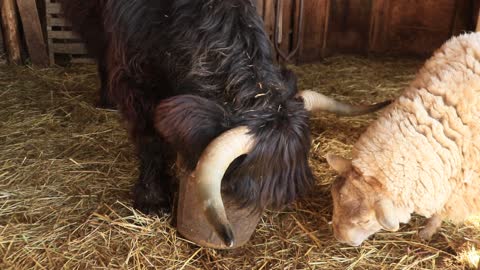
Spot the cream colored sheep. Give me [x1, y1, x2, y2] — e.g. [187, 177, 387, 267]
[326, 32, 480, 247]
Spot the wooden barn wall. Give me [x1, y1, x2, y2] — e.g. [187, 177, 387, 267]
[258, 0, 476, 64]
[0, 0, 478, 65]
[369, 0, 474, 55]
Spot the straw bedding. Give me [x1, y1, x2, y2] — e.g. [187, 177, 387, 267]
[0, 55, 479, 269]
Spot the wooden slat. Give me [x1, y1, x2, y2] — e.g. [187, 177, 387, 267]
[47, 30, 81, 39]
[476, 6, 480, 31]
[48, 17, 71, 27]
[71, 57, 95, 64]
[450, 0, 473, 35]
[0, 0, 22, 64]
[45, 1, 94, 65]
[388, 0, 456, 55]
[51, 43, 88, 54]
[0, 23, 6, 64]
[17, 0, 50, 66]
[278, 0, 294, 63]
[46, 3, 62, 14]
[327, 0, 372, 54]
[369, 0, 390, 53]
[256, 0, 264, 18]
[263, 0, 276, 59]
[296, 0, 329, 63]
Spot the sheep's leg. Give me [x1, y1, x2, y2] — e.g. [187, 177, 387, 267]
[419, 214, 442, 240]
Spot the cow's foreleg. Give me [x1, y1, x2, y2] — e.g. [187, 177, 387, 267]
[96, 56, 116, 109]
[132, 135, 175, 215]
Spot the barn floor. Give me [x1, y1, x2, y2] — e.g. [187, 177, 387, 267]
[0, 55, 479, 269]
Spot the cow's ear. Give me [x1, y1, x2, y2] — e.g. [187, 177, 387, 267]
[326, 153, 352, 174]
[154, 95, 230, 169]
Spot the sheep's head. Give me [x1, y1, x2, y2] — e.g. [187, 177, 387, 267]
[326, 154, 400, 246]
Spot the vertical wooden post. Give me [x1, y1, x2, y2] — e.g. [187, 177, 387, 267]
[369, 0, 390, 53]
[256, 0, 264, 18]
[476, 6, 480, 31]
[295, 0, 329, 63]
[278, 0, 294, 62]
[321, 0, 330, 57]
[263, 0, 277, 59]
[0, 22, 6, 64]
[0, 0, 22, 64]
[17, 0, 50, 66]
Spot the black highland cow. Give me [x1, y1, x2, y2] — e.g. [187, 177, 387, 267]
[60, 0, 389, 247]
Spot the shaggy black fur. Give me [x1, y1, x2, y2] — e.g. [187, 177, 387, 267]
[60, 0, 314, 213]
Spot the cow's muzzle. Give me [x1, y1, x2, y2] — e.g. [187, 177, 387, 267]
[176, 126, 261, 249]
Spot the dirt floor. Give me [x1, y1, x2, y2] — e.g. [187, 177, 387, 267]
[0, 55, 479, 269]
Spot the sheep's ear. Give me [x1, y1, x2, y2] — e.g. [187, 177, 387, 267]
[326, 153, 352, 174]
[374, 198, 399, 231]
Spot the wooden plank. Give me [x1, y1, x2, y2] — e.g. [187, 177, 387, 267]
[256, 0, 264, 18]
[47, 30, 81, 39]
[291, 0, 302, 64]
[46, 3, 61, 14]
[48, 17, 71, 27]
[0, 0, 22, 64]
[369, 0, 390, 53]
[17, 0, 50, 66]
[278, 0, 294, 63]
[327, 0, 372, 54]
[450, 0, 474, 35]
[476, 5, 480, 31]
[263, 0, 276, 59]
[0, 23, 6, 64]
[296, 0, 329, 63]
[387, 0, 456, 55]
[475, 0, 480, 31]
[51, 43, 88, 54]
[71, 57, 95, 64]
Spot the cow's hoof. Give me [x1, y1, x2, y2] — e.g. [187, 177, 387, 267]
[133, 181, 172, 215]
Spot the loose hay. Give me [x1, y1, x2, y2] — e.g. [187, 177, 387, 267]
[0, 55, 479, 269]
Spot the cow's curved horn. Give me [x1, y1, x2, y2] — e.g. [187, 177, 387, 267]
[298, 90, 391, 116]
[194, 126, 255, 247]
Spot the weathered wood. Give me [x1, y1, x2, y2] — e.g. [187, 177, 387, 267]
[327, 0, 372, 54]
[388, 0, 456, 55]
[256, 0, 264, 18]
[17, 0, 50, 66]
[278, 0, 294, 63]
[45, 0, 94, 65]
[51, 43, 88, 54]
[450, 0, 474, 35]
[48, 17, 71, 27]
[476, 5, 480, 31]
[369, 0, 390, 53]
[0, 0, 22, 64]
[369, 0, 464, 56]
[47, 30, 81, 40]
[0, 23, 6, 64]
[263, 0, 276, 59]
[46, 2, 61, 14]
[296, 0, 329, 63]
[71, 57, 95, 64]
